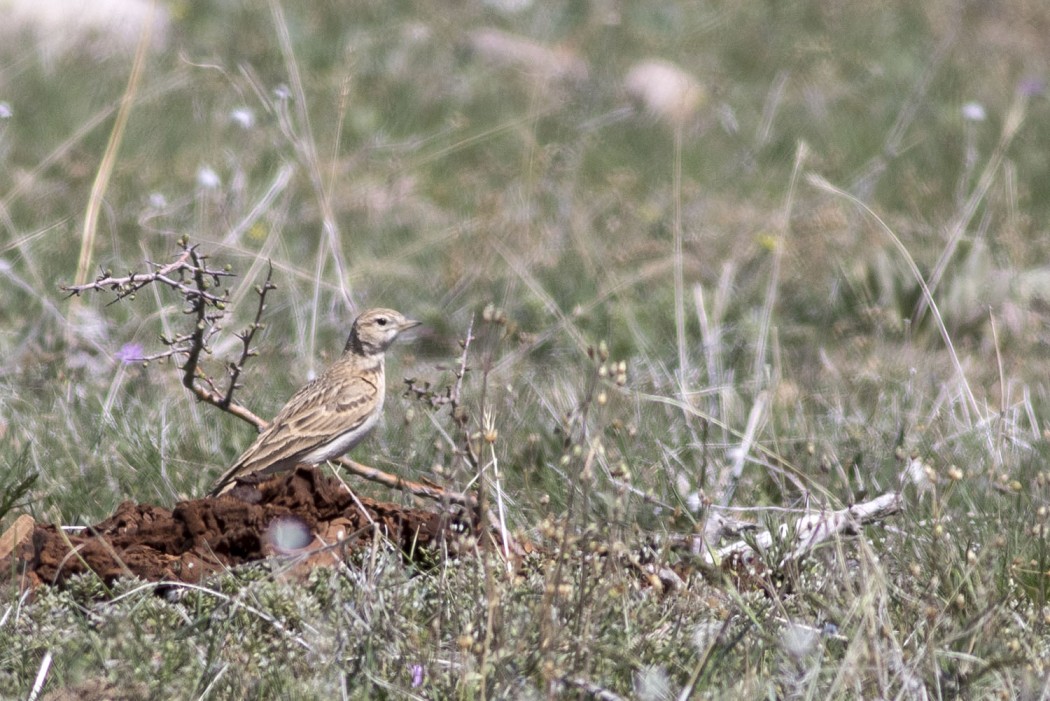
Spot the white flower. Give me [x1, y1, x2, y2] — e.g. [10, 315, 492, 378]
[230, 107, 255, 129]
[625, 59, 706, 127]
[961, 101, 986, 122]
[0, 101, 12, 119]
[196, 166, 221, 190]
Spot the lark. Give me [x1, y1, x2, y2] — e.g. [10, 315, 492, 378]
[210, 308, 420, 496]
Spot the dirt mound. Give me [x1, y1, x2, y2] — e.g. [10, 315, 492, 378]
[1, 467, 474, 589]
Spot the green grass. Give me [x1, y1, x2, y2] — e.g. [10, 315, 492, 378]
[3, 0, 1050, 697]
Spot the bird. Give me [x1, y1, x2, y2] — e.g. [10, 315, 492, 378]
[209, 308, 420, 496]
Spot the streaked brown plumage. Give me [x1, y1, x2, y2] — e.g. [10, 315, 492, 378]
[210, 308, 419, 496]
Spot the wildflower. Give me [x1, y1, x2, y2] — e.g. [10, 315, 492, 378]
[410, 664, 424, 688]
[230, 107, 255, 129]
[625, 59, 706, 128]
[115, 343, 145, 364]
[196, 166, 221, 190]
[1019, 77, 1046, 98]
[961, 101, 986, 122]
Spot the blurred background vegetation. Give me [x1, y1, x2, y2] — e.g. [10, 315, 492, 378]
[2, 0, 1050, 697]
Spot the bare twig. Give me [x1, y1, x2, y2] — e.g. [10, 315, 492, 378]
[62, 240, 262, 426]
[401, 317, 487, 511]
[224, 261, 275, 407]
[62, 246, 233, 306]
[178, 247, 215, 391]
[334, 456, 474, 507]
[451, 316, 475, 410]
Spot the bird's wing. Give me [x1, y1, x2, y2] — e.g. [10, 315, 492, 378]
[209, 370, 379, 495]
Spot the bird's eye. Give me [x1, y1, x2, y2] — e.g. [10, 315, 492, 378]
[376, 317, 388, 327]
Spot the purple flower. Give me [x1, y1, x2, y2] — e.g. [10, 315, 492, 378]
[1019, 77, 1046, 98]
[410, 664, 424, 688]
[115, 343, 145, 364]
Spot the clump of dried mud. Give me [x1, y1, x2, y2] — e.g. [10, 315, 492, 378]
[1, 467, 474, 589]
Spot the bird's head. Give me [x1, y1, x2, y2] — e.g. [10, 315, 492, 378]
[346, 308, 420, 355]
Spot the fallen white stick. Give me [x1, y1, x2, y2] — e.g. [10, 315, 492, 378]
[26, 650, 52, 701]
[706, 491, 902, 567]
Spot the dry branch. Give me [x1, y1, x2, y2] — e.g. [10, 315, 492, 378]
[681, 491, 902, 569]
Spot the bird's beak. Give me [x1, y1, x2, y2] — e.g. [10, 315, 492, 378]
[400, 319, 422, 332]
